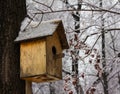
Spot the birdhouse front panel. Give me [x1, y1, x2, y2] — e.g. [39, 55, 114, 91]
[20, 39, 46, 78]
[46, 31, 62, 79]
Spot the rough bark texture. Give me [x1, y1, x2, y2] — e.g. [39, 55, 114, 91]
[0, 0, 26, 94]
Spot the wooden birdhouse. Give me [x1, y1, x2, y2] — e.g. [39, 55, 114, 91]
[15, 19, 69, 83]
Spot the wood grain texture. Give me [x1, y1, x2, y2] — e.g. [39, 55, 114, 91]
[46, 31, 62, 79]
[26, 81, 32, 94]
[20, 39, 46, 77]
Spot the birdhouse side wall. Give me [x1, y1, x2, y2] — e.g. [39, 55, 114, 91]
[20, 39, 46, 78]
[46, 31, 62, 79]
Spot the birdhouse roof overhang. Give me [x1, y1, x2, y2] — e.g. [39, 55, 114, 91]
[15, 19, 69, 49]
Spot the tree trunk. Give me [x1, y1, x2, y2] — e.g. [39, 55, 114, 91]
[71, 2, 84, 94]
[99, 0, 108, 94]
[0, 0, 26, 94]
[101, 24, 109, 94]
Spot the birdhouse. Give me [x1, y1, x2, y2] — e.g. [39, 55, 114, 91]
[15, 19, 69, 83]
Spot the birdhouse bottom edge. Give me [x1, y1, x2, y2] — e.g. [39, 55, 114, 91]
[21, 74, 62, 83]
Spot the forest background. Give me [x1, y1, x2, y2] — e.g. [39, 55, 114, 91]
[0, 0, 120, 94]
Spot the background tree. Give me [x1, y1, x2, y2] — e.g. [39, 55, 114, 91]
[0, 0, 26, 94]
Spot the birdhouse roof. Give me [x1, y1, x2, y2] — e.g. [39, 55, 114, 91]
[15, 19, 69, 49]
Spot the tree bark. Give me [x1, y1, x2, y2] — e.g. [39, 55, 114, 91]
[0, 0, 26, 94]
[99, 0, 108, 94]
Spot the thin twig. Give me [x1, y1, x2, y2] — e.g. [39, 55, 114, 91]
[22, 14, 37, 31]
[89, 1, 119, 22]
[108, 70, 120, 82]
[82, 34, 101, 59]
[50, 0, 55, 7]
[32, 0, 53, 12]
[34, 8, 44, 27]
[83, 1, 120, 15]
[83, 32, 100, 43]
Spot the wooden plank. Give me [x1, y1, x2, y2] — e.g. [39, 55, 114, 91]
[22, 74, 61, 83]
[20, 39, 46, 77]
[26, 81, 32, 94]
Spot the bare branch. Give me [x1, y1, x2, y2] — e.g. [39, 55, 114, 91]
[86, 78, 103, 93]
[88, 1, 119, 22]
[50, 0, 55, 7]
[83, 1, 120, 15]
[104, 19, 120, 28]
[83, 32, 100, 43]
[22, 14, 37, 31]
[34, 9, 120, 15]
[82, 35, 101, 59]
[62, 69, 71, 75]
[32, 0, 53, 12]
[105, 28, 120, 31]
[34, 8, 44, 27]
[109, 31, 117, 55]
[108, 70, 120, 82]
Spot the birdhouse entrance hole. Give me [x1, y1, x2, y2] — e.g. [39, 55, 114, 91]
[52, 46, 57, 55]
